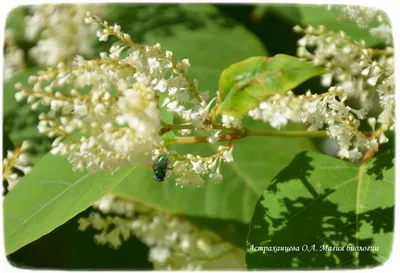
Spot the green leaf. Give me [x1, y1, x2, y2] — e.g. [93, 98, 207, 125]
[5, 6, 27, 42]
[215, 54, 327, 117]
[265, 4, 302, 24]
[246, 149, 394, 269]
[4, 154, 135, 255]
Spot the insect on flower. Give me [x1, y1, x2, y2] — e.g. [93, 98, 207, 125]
[152, 154, 169, 182]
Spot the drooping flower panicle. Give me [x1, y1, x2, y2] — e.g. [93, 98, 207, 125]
[78, 194, 245, 270]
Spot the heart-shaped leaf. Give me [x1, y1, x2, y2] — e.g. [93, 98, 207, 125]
[246, 148, 394, 269]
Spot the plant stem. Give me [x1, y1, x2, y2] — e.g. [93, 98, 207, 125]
[162, 124, 328, 145]
[246, 129, 327, 138]
[164, 133, 239, 146]
[162, 122, 327, 138]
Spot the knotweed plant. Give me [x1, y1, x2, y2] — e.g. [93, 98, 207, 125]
[4, 4, 395, 270]
[15, 11, 394, 185]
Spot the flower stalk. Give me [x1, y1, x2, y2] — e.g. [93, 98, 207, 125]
[161, 122, 329, 146]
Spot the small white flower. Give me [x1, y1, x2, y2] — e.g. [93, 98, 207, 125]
[74, 104, 88, 116]
[209, 167, 223, 183]
[176, 170, 205, 187]
[379, 132, 389, 144]
[149, 247, 171, 264]
[321, 73, 333, 87]
[222, 147, 234, 163]
[367, 117, 376, 131]
[369, 138, 379, 151]
[154, 79, 168, 92]
[207, 130, 221, 144]
[367, 74, 381, 86]
[221, 115, 243, 129]
[94, 194, 115, 214]
[348, 148, 363, 161]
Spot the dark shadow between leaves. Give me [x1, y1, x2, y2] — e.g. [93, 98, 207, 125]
[367, 146, 394, 180]
[268, 151, 314, 194]
[105, 4, 237, 44]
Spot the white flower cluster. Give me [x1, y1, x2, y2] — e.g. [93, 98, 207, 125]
[248, 26, 394, 161]
[221, 115, 243, 129]
[2, 141, 32, 192]
[248, 93, 298, 129]
[15, 55, 162, 172]
[3, 29, 26, 81]
[87, 14, 211, 130]
[15, 14, 226, 179]
[295, 25, 394, 129]
[336, 5, 384, 27]
[248, 24, 394, 161]
[370, 23, 392, 45]
[249, 88, 379, 161]
[335, 5, 392, 44]
[25, 4, 106, 66]
[295, 25, 394, 114]
[78, 194, 245, 270]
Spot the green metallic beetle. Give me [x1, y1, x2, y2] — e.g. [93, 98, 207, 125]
[153, 155, 169, 182]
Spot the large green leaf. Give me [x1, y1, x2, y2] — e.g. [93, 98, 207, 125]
[4, 154, 136, 255]
[214, 54, 327, 117]
[139, 4, 268, 92]
[246, 148, 394, 269]
[104, 4, 267, 93]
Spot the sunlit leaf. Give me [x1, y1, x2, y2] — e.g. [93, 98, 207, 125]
[215, 54, 327, 117]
